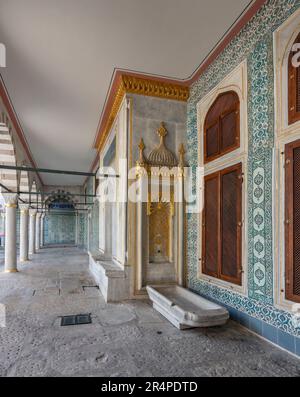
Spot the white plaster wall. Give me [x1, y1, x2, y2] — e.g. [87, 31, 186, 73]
[99, 98, 128, 266]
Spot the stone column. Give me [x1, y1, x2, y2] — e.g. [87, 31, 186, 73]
[3, 194, 18, 273]
[177, 172, 185, 287]
[75, 212, 78, 245]
[177, 145, 186, 287]
[29, 209, 37, 255]
[136, 170, 148, 291]
[35, 213, 41, 251]
[0, 212, 5, 248]
[40, 213, 45, 247]
[87, 211, 92, 252]
[19, 204, 29, 262]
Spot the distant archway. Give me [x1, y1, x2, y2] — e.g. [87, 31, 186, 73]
[43, 190, 77, 246]
[0, 114, 18, 194]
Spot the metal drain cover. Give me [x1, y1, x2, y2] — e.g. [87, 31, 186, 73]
[60, 314, 92, 327]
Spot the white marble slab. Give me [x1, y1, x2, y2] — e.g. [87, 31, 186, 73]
[88, 252, 130, 302]
[147, 285, 229, 329]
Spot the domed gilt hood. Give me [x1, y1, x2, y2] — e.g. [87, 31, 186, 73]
[148, 123, 178, 167]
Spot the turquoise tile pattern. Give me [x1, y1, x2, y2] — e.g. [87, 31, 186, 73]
[44, 213, 76, 245]
[186, 0, 300, 349]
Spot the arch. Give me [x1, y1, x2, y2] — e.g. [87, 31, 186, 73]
[19, 168, 30, 203]
[37, 190, 42, 210]
[0, 113, 18, 193]
[30, 180, 37, 207]
[204, 90, 240, 163]
[44, 189, 77, 209]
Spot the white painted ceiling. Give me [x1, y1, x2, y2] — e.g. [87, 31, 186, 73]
[0, 0, 252, 185]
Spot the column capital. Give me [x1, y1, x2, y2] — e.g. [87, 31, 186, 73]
[36, 212, 42, 219]
[29, 209, 37, 217]
[2, 193, 18, 208]
[19, 204, 30, 213]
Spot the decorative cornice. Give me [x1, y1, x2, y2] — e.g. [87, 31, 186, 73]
[96, 75, 189, 152]
[122, 75, 189, 101]
[97, 80, 126, 152]
[5, 203, 17, 208]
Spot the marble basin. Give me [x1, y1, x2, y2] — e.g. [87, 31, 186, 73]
[146, 285, 229, 329]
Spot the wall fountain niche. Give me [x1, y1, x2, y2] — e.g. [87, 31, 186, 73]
[140, 124, 229, 330]
[135, 122, 186, 290]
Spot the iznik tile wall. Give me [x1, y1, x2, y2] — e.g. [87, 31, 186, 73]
[84, 175, 99, 252]
[187, 0, 300, 355]
[89, 200, 99, 253]
[44, 213, 76, 245]
[78, 212, 87, 248]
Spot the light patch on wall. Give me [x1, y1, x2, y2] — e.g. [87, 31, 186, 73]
[0, 304, 6, 327]
[0, 43, 6, 67]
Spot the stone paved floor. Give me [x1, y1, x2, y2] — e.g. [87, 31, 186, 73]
[0, 246, 299, 377]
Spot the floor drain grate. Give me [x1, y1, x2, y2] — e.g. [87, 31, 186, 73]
[82, 286, 99, 290]
[60, 314, 92, 327]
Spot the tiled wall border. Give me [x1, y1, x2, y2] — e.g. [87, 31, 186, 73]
[187, 0, 300, 347]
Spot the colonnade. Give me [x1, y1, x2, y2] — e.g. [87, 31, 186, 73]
[1, 193, 46, 273]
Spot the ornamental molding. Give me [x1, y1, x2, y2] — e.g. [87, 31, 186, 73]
[2, 193, 18, 206]
[147, 122, 178, 167]
[29, 209, 37, 217]
[19, 203, 30, 212]
[97, 75, 189, 152]
[121, 75, 189, 102]
[136, 122, 186, 176]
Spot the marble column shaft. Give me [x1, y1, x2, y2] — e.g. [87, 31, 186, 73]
[4, 194, 18, 273]
[40, 213, 45, 247]
[177, 174, 185, 287]
[19, 205, 29, 262]
[29, 210, 37, 255]
[35, 213, 41, 251]
[0, 212, 5, 247]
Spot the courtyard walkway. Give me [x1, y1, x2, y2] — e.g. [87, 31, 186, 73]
[0, 247, 299, 377]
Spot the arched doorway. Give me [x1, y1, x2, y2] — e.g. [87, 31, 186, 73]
[44, 190, 76, 246]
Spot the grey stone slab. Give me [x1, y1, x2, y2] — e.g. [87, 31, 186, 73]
[0, 247, 298, 377]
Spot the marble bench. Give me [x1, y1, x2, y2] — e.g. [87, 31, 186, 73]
[88, 252, 130, 302]
[146, 285, 229, 329]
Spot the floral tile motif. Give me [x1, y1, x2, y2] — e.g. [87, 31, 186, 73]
[248, 149, 273, 304]
[186, 0, 300, 337]
[247, 34, 274, 304]
[44, 214, 76, 245]
[78, 213, 87, 248]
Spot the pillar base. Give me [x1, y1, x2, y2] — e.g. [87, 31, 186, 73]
[4, 269, 19, 273]
[19, 259, 29, 263]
